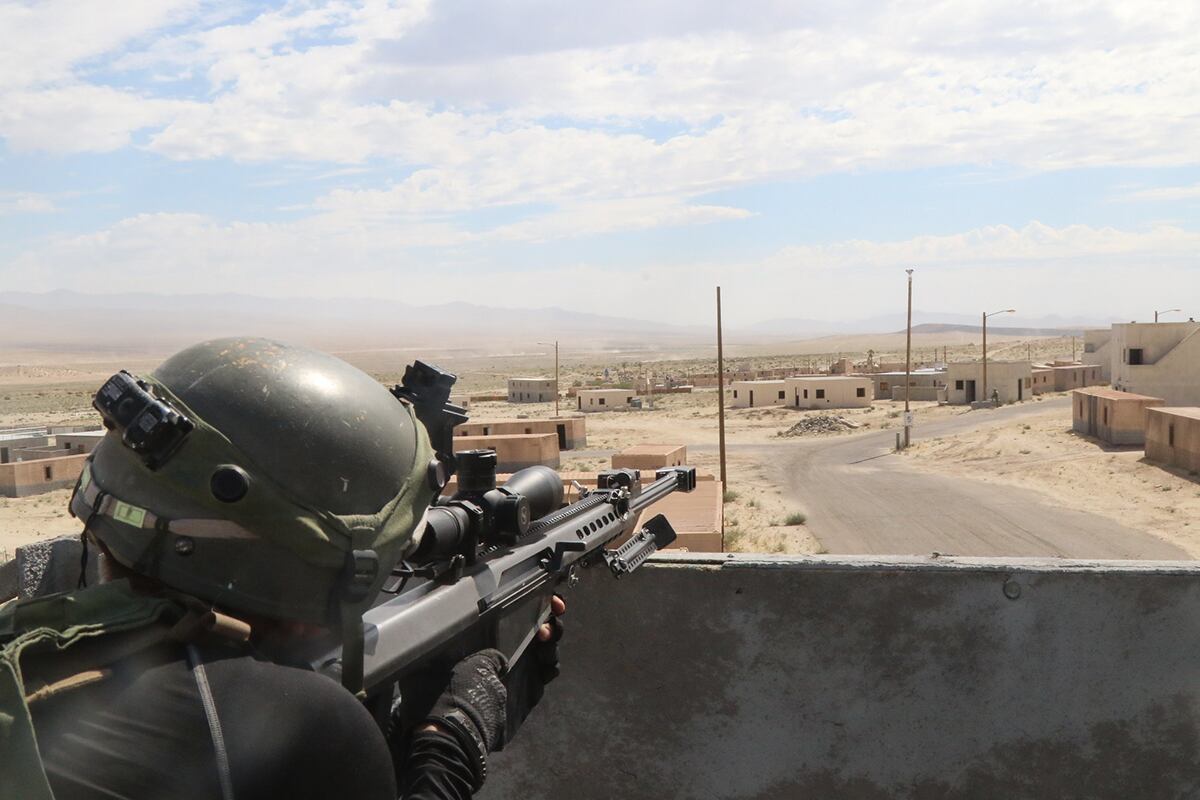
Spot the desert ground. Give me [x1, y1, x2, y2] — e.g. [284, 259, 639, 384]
[7, 332, 1189, 561]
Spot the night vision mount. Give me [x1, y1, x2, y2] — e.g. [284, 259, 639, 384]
[390, 360, 468, 490]
[93, 371, 194, 470]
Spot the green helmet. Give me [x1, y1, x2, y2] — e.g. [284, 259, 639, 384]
[70, 338, 439, 685]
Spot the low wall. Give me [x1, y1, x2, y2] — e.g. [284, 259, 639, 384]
[0, 454, 88, 497]
[484, 553, 1200, 799]
[890, 385, 940, 401]
[452, 434, 560, 471]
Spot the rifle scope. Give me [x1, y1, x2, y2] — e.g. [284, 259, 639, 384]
[414, 451, 565, 563]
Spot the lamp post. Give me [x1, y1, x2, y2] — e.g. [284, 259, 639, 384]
[1155, 308, 1181, 323]
[982, 309, 1016, 404]
[537, 340, 559, 416]
[904, 269, 914, 449]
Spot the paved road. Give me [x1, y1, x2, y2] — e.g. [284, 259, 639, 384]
[774, 398, 1191, 559]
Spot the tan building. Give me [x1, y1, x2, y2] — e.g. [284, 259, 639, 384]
[1145, 407, 1200, 473]
[786, 376, 872, 409]
[1110, 321, 1200, 406]
[455, 417, 586, 450]
[452, 433, 560, 471]
[0, 453, 88, 497]
[730, 380, 788, 409]
[507, 377, 557, 403]
[1083, 328, 1115, 382]
[57, 430, 106, 455]
[946, 361, 1033, 404]
[866, 370, 947, 401]
[577, 389, 636, 412]
[611, 444, 687, 471]
[1072, 387, 1164, 446]
[1031, 363, 1104, 395]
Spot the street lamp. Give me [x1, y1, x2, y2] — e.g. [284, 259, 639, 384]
[537, 340, 559, 416]
[903, 269, 914, 448]
[1155, 308, 1181, 323]
[982, 308, 1016, 404]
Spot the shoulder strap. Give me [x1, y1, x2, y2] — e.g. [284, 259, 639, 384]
[187, 644, 236, 800]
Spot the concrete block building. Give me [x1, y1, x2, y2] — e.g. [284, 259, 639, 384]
[0, 454, 89, 497]
[1110, 321, 1200, 406]
[730, 380, 788, 409]
[57, 430, 106, 455]
[455, 417, 586, 450]
[946, 361, 1033, 404]
[577, 389, 635, 412]
[507, 378, 557, 403]
[1072, 387, 1164, 446]
[1083, 328, 1115, 381]
[1031, 363, 1104, 395]
[786, 377, 872, 410]
[452, 434, 560, 471]
[866, 370, 947, 401]
[611, 444, 687, 471]
[1145, 407, 1200, 473]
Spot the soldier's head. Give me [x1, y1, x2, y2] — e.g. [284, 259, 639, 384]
[71, 337, 440, 639]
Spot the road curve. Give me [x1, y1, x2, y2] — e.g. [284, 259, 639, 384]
[775, 398, 1191, 559]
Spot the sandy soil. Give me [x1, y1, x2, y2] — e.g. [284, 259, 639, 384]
[0, 489, 81, 562]
[904, 399, 1200, 557]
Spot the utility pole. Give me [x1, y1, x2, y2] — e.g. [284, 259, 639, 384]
[716, 287, 728, 548]
[983, 309, 1016, 404]
[538, 340, 560, 415]
[904, 269, 913, 449]
[1071, 336, 1077, 362]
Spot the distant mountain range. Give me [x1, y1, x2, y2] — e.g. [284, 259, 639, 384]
[0, 290, 1120, 354]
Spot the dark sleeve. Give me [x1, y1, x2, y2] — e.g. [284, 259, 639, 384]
[205, 654, 398, 800]
[399, 729, 479, 800]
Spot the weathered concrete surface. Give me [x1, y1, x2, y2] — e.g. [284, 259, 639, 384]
[0, 535, 98, 601]
[483, 553, 1200, 799]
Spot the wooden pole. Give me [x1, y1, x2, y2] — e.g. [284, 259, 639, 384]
[982, 311, 988, 404]
[716, 286, 728, 548]
[904, 269, 913, 448]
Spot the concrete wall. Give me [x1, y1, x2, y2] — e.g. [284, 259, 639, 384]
[787, 377, 872, 410]
[1083, 328, 1114, 381]
[451, 433, 560, 471]
[890, 385, 940, 402]
[56, 431, 106, 455]
[611, 444, 687, 470]
[1072, 388, 1164, 446]
[1111, 322, 1200, 406]
[1146, 407, 1200, 473]
[577, 390, 635, 412]
[484, 553, 1200, 800]
[946, 362, 1033, 405]
[867, 371, 946, 401]
[0, 435, 52, 463]
[455, 418, 586, 449]
[730, 380, 788, 409]
[0, 454, 88, 497]
[507, 378, 557, 403]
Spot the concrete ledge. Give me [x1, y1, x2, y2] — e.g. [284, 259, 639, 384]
[484, 552, 1200, 799]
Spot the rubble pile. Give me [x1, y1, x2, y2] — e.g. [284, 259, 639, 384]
[777, 415, 860, 437]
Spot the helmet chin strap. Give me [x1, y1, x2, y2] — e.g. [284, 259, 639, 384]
[339, 548, 380, 697]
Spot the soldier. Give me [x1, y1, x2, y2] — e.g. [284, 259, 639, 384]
[0, 338, 562, 800]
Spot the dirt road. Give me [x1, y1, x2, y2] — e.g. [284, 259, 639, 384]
[775, 398, 1190, 559]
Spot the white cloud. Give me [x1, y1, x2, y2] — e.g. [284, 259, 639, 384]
[0, 191, 57, 214]
[1122, 183, 1200, 202]
[6, 215, 1195, 325]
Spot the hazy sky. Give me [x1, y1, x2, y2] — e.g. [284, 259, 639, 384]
[0, 1, 1197, 327]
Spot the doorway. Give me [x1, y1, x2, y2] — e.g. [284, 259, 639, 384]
[965, 380, 977, 403]
[556, 424, 567, 450]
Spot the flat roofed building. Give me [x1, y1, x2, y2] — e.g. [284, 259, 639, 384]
[56, 430, 106, 455]
[611, 444, 687, 471]
[577, 389, 635, 412]
[786, 376, 872, 410]
[865, 370, 947, 401]
[507, 378, 557, 404]
[1145, 407, 1200, 473]
[452, 433, 560, 471]
[1110, 321, 1200, 406]
[1072, 387, 1164, 446]
[455, 417, 586, 449]
[946, 361, 1033, 405]
[0, 453, 88, 497]
[729, 380, 788, 409]
[1031, 364, 1105, 395]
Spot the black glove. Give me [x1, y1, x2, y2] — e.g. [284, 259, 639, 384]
[423, 649, 508, 790]
[503, 603, 563, 743]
